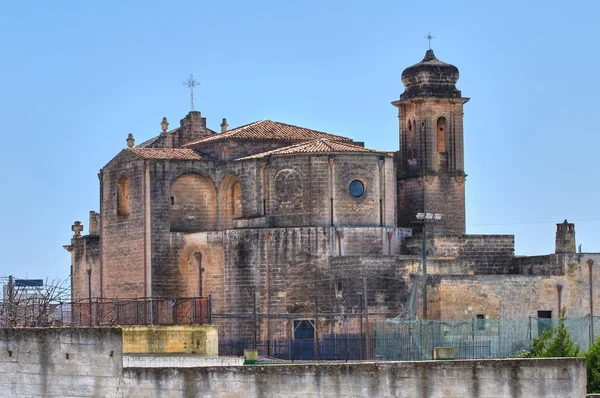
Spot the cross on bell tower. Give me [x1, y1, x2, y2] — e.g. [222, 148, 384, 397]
[424, 31, 435, 49]
[183, 74, 200, 111]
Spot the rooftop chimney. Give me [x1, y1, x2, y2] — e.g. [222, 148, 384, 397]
[221, 118, 229, 133]
[89, 211, 99, 236]
[555, 219, 576, 254]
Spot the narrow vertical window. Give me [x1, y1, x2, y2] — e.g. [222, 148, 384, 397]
[437, 117, 447, 153]
[437, 117, 448, 171]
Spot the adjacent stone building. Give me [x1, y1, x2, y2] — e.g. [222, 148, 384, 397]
[65, 49, 600, 340]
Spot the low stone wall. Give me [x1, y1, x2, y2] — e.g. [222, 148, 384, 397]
[122, 325, 218, 355]
[0, 328, 587, 397]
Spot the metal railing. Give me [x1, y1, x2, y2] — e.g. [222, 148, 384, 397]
[0, 296, 211, 327]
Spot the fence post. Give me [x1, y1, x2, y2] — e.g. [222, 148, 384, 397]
[209, 293, 213, 325]
[253, 292, 257, 350]
[589, 259, 594, 345]
[314, 296, 319, 361]
[472, 317, 475, 359]
[359, 294, 364, 360]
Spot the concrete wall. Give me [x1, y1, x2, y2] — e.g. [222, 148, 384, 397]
[0, 328, 586, 398]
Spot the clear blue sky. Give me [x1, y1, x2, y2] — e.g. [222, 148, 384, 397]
[1, 1, 598, 282]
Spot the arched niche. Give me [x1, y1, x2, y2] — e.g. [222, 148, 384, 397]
[218, 174, 243, 230]
[170, 173, 217, 232]
[117, 176, 130, 218]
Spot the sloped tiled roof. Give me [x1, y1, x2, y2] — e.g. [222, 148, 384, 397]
[182, 120, 352, 146]
[128, 148, 204, 160]
[236, 138, 384, 160]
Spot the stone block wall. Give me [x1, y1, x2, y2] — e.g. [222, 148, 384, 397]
[266, 155, 330, 227]
[70, 236, 100, 301]
[332, 154, 390, 227]
[395, 99, 467, 235]
[431, 254, 600, 319]
[169, 173, 217, 232]
[404, 234, 515, 274]
[100, 151, 147, 299]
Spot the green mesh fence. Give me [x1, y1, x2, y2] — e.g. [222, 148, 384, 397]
[375, 315, 600, 360]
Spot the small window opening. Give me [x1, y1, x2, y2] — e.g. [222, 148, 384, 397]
[170, 196, 175, 205]
[437, 117, 447, 153]
[476, 314, 485, 331]
[537, 310, 552, 336]
[335, 282, 343, 298]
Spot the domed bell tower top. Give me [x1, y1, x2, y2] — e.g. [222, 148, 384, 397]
[392, 49, 469, 235]
[400, 49, 461, 100]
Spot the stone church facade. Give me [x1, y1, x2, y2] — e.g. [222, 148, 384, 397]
[65, 50, 600, 336]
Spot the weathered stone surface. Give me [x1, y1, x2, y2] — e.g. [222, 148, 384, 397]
[0, 328, 587, 398]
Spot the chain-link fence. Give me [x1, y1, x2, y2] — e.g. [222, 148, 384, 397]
[375, 315, 600, 360]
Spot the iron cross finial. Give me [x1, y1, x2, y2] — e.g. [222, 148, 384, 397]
[424, 31, 435, 49]
[183, 74, 200, 111]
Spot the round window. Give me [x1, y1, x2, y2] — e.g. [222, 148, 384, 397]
[349, 180, 364, 198]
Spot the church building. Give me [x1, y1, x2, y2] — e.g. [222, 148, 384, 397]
[65, 49, 600, 340]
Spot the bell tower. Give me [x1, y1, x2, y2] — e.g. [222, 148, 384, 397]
[392, 49, 469, 234]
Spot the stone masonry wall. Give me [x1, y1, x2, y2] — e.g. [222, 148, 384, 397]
[70, 236, 100, 301]
[404, 234, 515, 275]
[265, 155, 330, 227]
[0, 327, 587, 398]
[431, 253, 600, 320]
[100, 151, 147, 299]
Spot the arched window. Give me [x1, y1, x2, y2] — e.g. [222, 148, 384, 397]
[219, 175, 242, 230]
[408, 120, 412, 131]
[170, 173, 217, 232]
[117, 176, 130, 218]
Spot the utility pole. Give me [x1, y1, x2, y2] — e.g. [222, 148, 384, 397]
[363, 272, 369, 359]
[359, 294, 363, 360]
[589, 259, 594, 344]
[314, 296, 319, 361]
[253, 292, 257, 350]
[86, 267, 92, 327]
[416, 213, 442, 320]
[7, 275, 14, 327]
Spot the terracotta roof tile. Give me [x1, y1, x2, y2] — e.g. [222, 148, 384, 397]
[182, 120, 352, 146]
[128, 148, 204, 160]
[236, 139, 385, 160]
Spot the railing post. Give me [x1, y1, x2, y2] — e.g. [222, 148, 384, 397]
[173, 298, 178, 325]
[314, 296, 319, 361]
[253, 292, 257, 350]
